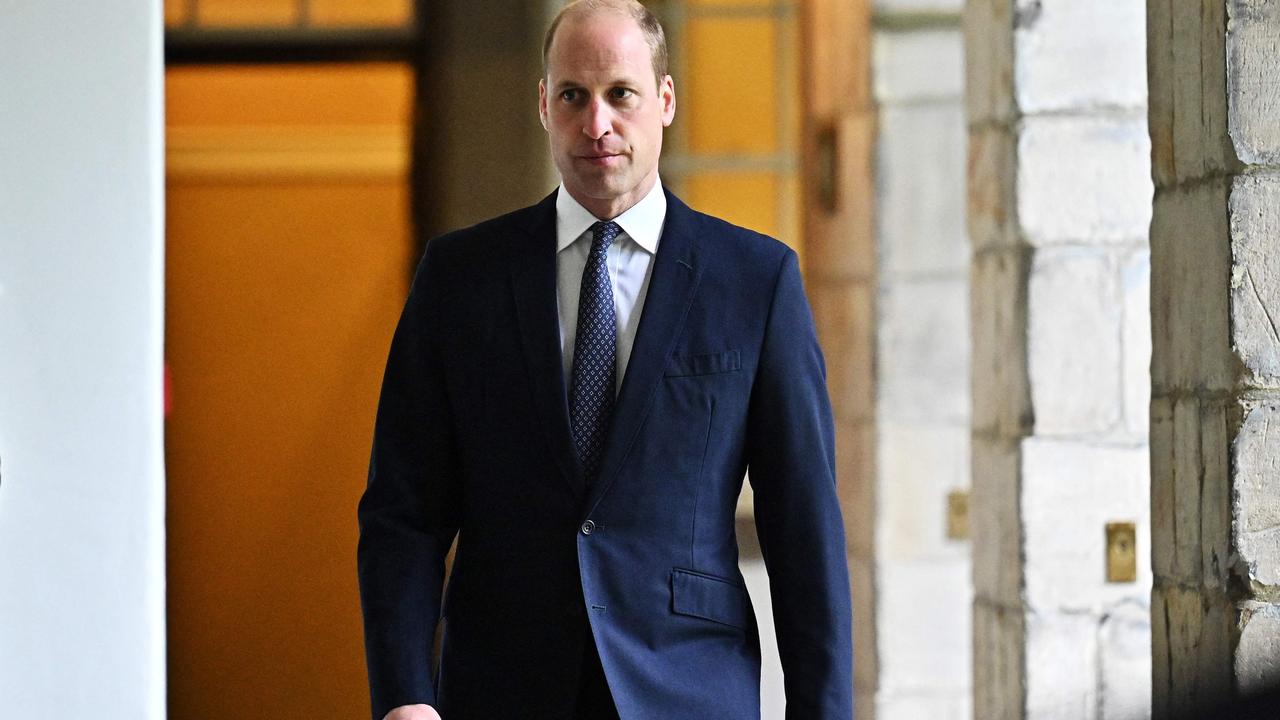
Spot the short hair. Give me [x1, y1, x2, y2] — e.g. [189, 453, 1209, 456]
[542, 0, 669, 85]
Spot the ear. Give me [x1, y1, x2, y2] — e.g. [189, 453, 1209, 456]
[659, 75, 676, 128]
[538, 78, 549, 131]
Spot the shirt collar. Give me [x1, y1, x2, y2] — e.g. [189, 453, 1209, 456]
[555, 178, 666, 255]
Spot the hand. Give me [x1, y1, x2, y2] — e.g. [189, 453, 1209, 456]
[382, 704, 442, 720]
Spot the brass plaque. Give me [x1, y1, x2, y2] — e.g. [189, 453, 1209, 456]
[946, 490, 970, 541]
[1106, 522, 1137, 583]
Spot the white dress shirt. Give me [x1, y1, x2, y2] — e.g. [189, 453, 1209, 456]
[555, 179, 667, 395]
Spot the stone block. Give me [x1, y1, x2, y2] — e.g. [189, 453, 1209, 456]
[971, 247, 1031, 438]
[837, 418, 876, 559]
[1143, 0, 1240, 184]
[878, 277, 970, 423]
[1226, 4, 1280, 165]
[878, 103, 969, 276]
[1099, 599, 1152, 720]
[973, 598, 1025, 720]
[1012, 0, 1147, 113]
[1162, 586, 1239, 712]
[1150, 587, 1170, 720]
[809, 279, 875, 423]
[877, 692, 970, 720]
[963, 0, 1015, 126]
[851, 555, 880, 695]
[1198, 399, 1233, 590]
[857, 689, 879, 720]
[1150, 585, 1234, 717]
[878, 558, 972, 691]
[1146, 0, 1233, 184]
[967, 126, 1018, 253]
[1168, 397, 1205, 584]
[1154, 396, 1235, 589]
[878, 422, 970, 559]
[1146, 0, 1176, 188]
[873, 28, 964, 103]
[1237, 601, 1280, 697]
[1020, 438, 1150, 613]
[1025, 610, 1099, 720]
[1233, 403, 1280, 587]
[1229, 174, 1280, 382]
[1017, 116, 1153, 246]
[1149, 181, 1235, 394]
[1026, 246, 1123, 435]
[971, 435, 1022, 606]
[1121, 249, 1152, 437]
[1166, 0, 1234, 185]
[1150, 396, 1177, 581]
[874, 0, 963, 14]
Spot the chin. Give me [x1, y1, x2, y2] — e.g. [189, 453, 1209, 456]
[574, 179, 627, 201]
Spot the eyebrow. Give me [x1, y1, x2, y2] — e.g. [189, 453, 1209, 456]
[552, 77, 642, 92]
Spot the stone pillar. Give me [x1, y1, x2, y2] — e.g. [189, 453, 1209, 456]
[871, 4, 972, 718]
[799, 0, 876, 716]
[1147, 1, 1280, 716]
[965, 0, 1153, 717]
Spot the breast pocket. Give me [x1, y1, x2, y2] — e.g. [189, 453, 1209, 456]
[664, 349, 741, 378]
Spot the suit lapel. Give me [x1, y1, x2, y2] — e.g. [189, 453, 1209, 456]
[585, 189, 703, 514]
[508, 187, 705, 508]
[509, 189, 587, 499]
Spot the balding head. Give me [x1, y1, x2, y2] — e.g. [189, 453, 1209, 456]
[543, 0, 669, 85]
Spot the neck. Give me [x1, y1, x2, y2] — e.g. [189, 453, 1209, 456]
[566, 173, 659, 221]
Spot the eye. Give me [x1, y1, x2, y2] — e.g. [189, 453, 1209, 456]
[559, 88, 582, 103]
[609, 87, 635, 100]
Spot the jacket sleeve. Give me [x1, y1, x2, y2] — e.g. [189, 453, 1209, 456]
[745, 248, 854, 720]
[357, 240, 461, 720]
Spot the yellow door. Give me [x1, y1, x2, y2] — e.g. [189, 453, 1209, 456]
[165, 62, 413, 719]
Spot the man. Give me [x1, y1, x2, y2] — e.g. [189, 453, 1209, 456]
[356, 2, 853, 719]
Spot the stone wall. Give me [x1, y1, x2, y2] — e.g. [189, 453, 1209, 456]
[1147, 1, 1280, 716]
[965, 0, 1153, 717]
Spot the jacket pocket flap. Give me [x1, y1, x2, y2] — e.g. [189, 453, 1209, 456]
[664, 350, 741, 377]
[670, 568, 751, 629]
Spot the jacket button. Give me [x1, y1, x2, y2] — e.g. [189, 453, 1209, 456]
[581, 520, 596, 535]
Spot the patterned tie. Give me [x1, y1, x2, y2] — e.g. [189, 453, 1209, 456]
[569, 220, 620, 482]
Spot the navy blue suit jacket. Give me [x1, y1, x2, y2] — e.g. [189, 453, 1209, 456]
[357, 188, 853, 720]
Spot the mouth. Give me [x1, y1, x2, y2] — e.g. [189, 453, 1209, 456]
[577, 152, 625, 167]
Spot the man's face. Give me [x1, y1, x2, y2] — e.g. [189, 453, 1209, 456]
[539, 12, 676, 219]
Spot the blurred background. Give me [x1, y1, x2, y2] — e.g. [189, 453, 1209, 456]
[4, 0, 1279, 719]
[163, 1, 807, 717]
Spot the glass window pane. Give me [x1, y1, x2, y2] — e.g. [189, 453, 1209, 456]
[685, 17, 778, 154]
[167, 63, 412, 127]
[165, 0, 191, 27]
[197, 0, 300, 27]
[308, 0, 413, 27]
[685, 171, 779, 237]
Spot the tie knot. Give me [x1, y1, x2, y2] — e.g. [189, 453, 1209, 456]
[591, 221, 621, 249]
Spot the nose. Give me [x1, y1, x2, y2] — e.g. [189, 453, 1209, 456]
[583, 96, 612, 140]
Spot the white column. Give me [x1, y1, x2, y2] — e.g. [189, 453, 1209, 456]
[872, 3, 972, 718]
[0, 2, 166, 718]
